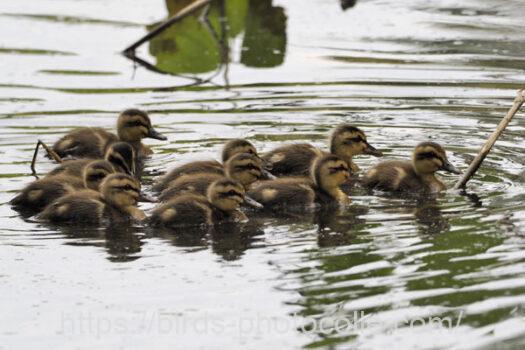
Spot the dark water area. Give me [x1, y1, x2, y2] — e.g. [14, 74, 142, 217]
[1, 0, 525, 348]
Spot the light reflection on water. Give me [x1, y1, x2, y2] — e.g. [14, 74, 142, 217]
[1, 0, 525, 348]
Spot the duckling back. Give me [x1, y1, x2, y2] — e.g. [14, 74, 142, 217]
[158, 173, 223, 202]
[52, 128, 118, 159]
[362, 160, 421, 192]
[150, 194, 214, 228]
[10, 175, 84, 215]
[38, 190, 104, 225]
[247, 178, 316, 210]
[153, 160, 224, 193]
[263, 143, 323, 177]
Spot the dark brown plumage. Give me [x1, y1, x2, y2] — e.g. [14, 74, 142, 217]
[153, 139, 261, 193]
[263, 124, 382, 177]
[362, 142, 460, 193]
[10, 175, 84, 215]
[150, 179, 249, 228]
[248, 154, 351, 211]
[51, 109, 165, 160]
[39, 173, 145, 225]
[158, 153, 263, 202]
[47, 142, 134, 179]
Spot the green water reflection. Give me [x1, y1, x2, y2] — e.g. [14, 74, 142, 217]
[147, 0, 287, 74]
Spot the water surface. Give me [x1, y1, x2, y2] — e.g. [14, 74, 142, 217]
[1, 0, 525, 348]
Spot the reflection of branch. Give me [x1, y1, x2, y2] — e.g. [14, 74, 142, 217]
[124, 52, 204, 82]
[123, 0, 211, 54]
[218, 0, 230, 88]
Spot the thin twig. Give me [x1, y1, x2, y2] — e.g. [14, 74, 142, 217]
[454, 89, 525, 189]
[31, 140, 63, 176]
[123, 0, 212, 54]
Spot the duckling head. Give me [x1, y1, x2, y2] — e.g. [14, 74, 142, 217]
[117, 109, 167, 143]
[412, 142, 460, 176]
[104, 142, 135, 176]
[329, 124, 383, 162]
[83, 160, 115, 190]
[221, 139, 259, 162]
[100, 173, 141, 208]
[312, 154, 351, 193]
[207, 178, 247, 212]
[224, 153, 263, 187]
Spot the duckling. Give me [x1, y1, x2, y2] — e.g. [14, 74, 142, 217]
[153, 138, 263, 193]
[248, 154, 351, 210]
[10, 159, 114, 215]
[51, 109, 166, 160]
[150, 178, 260, 228]
[158, 153, 263, 201]
[263, 124, 382, 176]
[46, 142, 135, 178]
[362, 141, 460, 193]
[39, 173, 145, 225]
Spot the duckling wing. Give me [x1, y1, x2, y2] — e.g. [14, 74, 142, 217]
[153, 160, 223, 193]
[150, 194, 213, 228]
[263, 143, 322, 177]
[52, 127, 118, 159]
[159, 173, 223, 202]
[10, 176, 83, 215]
[39, 192, 105, 225]
[362, 160, 421, 192]
[247, 178, 316, 210]
[45, 159, 92, 178]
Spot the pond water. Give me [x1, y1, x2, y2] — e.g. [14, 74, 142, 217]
[1, 0, 525, 348]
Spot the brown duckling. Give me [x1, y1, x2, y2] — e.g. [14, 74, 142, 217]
[51, 109, 166, 160]
[46, 142, 135, 178]
[263, 124, 382, 177]
[39, 173, 145, 225]
[10, 159, 115, 215]
[153, 138, 263, 193]
[158, 153, 263, 202]
[150, 178, 261, 228]
[362, 141, 460, 193]
[248, 154, 351, 210]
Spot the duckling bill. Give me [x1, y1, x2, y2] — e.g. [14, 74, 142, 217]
[363, 142, 460, 193]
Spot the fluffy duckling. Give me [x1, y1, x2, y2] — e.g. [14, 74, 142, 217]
[39, 173, 145, 225]
[362, 142, 460, 193]
[150, 178, 259, 228]
[51, 109, 166, 160]
[153, 138, 262, 193]
[263, 124, 382, 177]
[158, 153, 263, 202]
[248, 154, 351, 210]
[10, 160, 115, 215]
[47, 142, 135, 178]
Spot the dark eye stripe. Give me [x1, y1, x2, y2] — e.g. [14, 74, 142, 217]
[416, 152, 443, 161]
[126, 121, 148, 128]
[235, 164, 261, 171]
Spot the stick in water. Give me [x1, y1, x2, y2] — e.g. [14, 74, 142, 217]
[454, 89, 525, 189]
[123, 0, 212, 54]
[31, 140, 63, 176]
